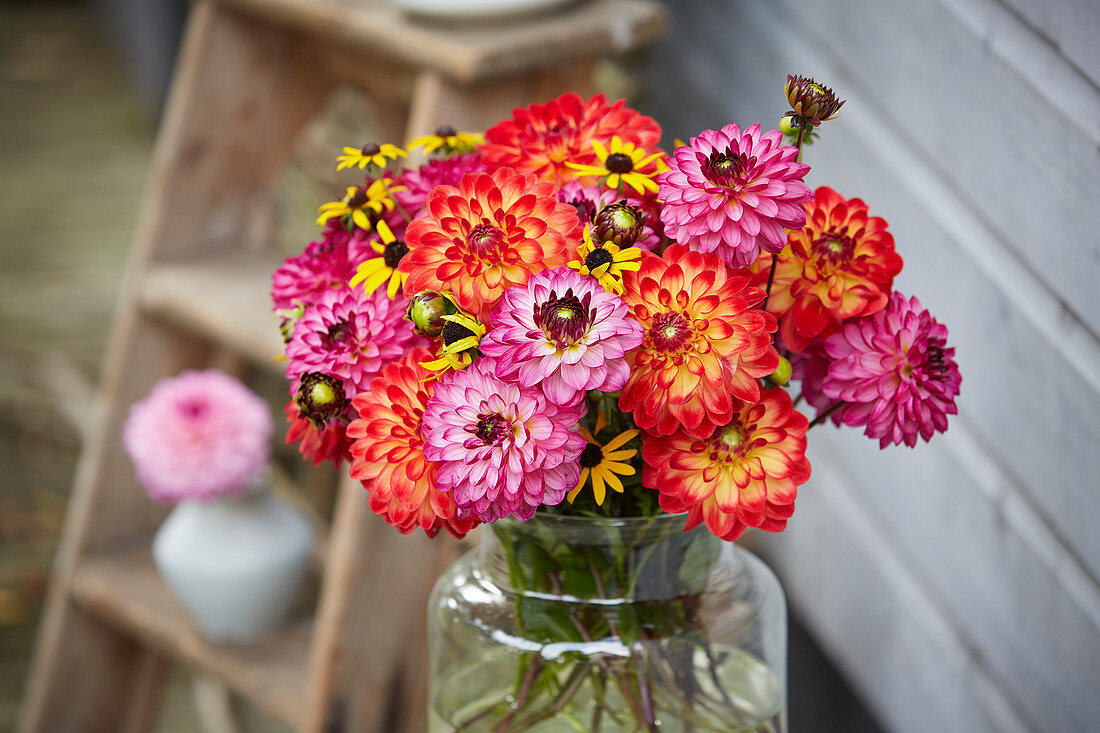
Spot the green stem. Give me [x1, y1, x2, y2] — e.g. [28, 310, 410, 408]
[377, 175, 413, 224]
[808, 400, 844, 429]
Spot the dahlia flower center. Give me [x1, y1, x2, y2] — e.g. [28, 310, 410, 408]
[606, 153, 634, 174]
[584, 247, 615, 271]
[535, 290, 593, 345]
[650, 311, 693, 352]
[324, 320, 356, 348]
[568, 197, 597, 224]
[178, 397, 208, 420]
[466, 223, 505, 257]
[711, 424, 749, 462]
[472, 412, 511, 446]
[383, 240, 409, 269]
[925, 341, 948, 375]
[579, 443, 604, 468]
[704, 149, 757, 190]
[812, 233, 855, 265]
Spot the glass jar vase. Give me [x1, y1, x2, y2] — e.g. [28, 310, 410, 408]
[428, 513, 787, 732]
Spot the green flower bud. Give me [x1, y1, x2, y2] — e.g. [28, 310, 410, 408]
[295, 373, 349, 426]
[406, 290, 454, 336]
[593, 201, 646, 246]
[766, 356, 793, 387]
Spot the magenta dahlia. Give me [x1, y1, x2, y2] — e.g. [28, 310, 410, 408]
[123, 370, 272, 504]
[271, 222, 377, 311]
[821, 292, 961, 447]
[285, 285, 426, 397]
[658, 123, 811, 267]
[481, 268, 644, 406]
[421, 358, 587, 522]
[392, 153, 486, 218]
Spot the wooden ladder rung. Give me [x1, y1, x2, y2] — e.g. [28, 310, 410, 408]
[69, 535, 313, 728]
[139, 253, 286, 373]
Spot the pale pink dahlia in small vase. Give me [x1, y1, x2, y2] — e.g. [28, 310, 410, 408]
[123, 370, 272, 504]
[285, 285, 426, 397]
[659, 123, 811, 267]
[421, 358, 587, 522]
[481, 268, 643, 406]
[821, 292, 961, 448]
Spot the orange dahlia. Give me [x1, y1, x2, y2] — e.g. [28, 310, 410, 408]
[400, 167, 581, 319]
[346, 348, 478, 539]
[754, 186, 902, 353]
[642, 388, 811, 541]
[480, 93, 663, 186]
[619, 244, 780, 439]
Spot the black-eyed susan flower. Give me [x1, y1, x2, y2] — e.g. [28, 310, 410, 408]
[567, 224, 642, 296]
[349, 220, 409, 299]
[567, 411, 638, 505]
[336, 142, 406, 171]
[419, 301, 486, 376]
[316, 179, 404, 230]
[565, 135, 666, 195]
[406, 125, 484, 156]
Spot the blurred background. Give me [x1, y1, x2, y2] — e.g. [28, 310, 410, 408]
[2, 0, 1098, 731]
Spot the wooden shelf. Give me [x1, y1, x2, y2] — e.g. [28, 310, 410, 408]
[69, 536, 313, 728]
[140, 253, 287, 374]
[220, 0, 667, 84]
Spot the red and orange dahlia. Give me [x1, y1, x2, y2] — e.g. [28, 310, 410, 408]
[283, 400, 352, 468]
[400, 167, 581, 320]
[480, 93, 663, 186]
[754, 186, 902, 353]
[346, 349, 478, 539]
[642, 388, 811, 541]
[619, 244, 780, 439]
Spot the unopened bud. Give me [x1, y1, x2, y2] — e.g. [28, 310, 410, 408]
[406, 290, 453, 336]
[296, 373, 349, 426]
[766, 356, 793, 387]
[593, 201, 646, 246]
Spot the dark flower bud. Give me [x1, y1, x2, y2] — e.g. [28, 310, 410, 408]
[784, 75, 845, 127]
[295, 373, 349, 427]
[593, 201, 646, 246]
[406, 290, 454, 337]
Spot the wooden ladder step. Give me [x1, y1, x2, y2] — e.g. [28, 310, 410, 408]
[139, 253, 285, 374]
[69, 534, 312, 728]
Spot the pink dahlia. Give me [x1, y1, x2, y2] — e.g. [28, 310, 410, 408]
[659, 123, 811, 267]
[421, 358, 587, 522]
[557, 182, 661, 250]
[481, 268, 644, 406]
[123, 370, 272, 504]
[271, 221, 377, 311]
[285, 285, 426, 397]
[392, 153, 486, 218]
[821, 292, 961, 447]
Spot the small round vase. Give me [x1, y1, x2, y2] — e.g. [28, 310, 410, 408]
[152, 484, 315, 643]
[429, 513, 787, 732]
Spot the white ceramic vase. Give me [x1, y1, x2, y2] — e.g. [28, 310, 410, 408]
[152, 484, 315, 644]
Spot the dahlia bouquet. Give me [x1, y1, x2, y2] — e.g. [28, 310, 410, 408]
[272, 78, 960, 730]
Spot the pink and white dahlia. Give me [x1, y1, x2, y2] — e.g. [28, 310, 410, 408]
[285, 285, 426, 397]
[392, 153, 485, 218]
[658, 123, 811, 267]
[271, 222, 377, 311]
[481, 268, 643, 405]
[421, 358, 587, 522]
[821, 292, 961, 448]
[557, 182, 661, 250]
[123, 370, 272, 504]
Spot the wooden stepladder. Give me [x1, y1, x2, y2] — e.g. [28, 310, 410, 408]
[19, 1, 664, 731]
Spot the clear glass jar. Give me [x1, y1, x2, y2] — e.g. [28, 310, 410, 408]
[428, 513, 787, 732]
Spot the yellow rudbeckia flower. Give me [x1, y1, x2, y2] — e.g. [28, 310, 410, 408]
[420, 302, 486, 377]
[565, 136, 667, 195]
[336, 142, 406, 171]
[567, 225, 643, 296]
[348, 220, 409, 300]
[567, 411, 638, 505]
[407, 125, 483, 156]
[316, 179, 404, 230]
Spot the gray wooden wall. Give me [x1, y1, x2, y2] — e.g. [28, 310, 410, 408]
[639, 1, 1100, 731]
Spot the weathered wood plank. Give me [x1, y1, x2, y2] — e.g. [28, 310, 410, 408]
[996, 0, 1100, 85]
[218, 0, 665, 84]
[757, 464, 1033, 733]
[69, 534, 312, 728]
